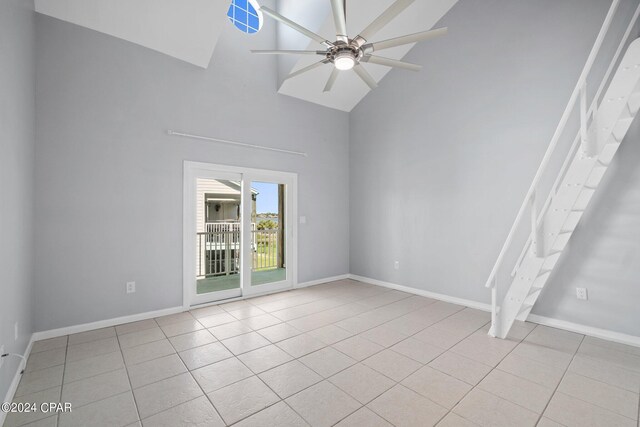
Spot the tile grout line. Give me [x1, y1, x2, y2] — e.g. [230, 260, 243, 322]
[7, 286, 384, 426]
[533, 334, 585, 426]
[321, 303, 482, 380]
[321, 305, 493, 426]
[404, 327, 493, 427]
[221, 285, 390, 334]
[345, 302, 478, 364]
[14, 285, 486, 426]
[443, 323, 540, 427]
[322, 302, 451, 355]
[126, 314, 235, 420]
[10, 287, 428, 422]
[129, 316, 220, 421]
[186, 288, 416, 425]
[14, 339, 67, 426]
[548, 377, 640, 423]
[214, 333, 320, 425]
[116, 321, 150, 425]
[55, 336, 69, 426]
[211, 290, 436, 370]
[564, 369, 640, 399]
[328, 364, 427, 427]
[196, 327, 304, 426]
[18, 321, 483, 426]
[163, 316, 228, 426]
[555, 339, 640, 422]
[549, 389, 639, 424]
[27, 282, 640, 427]
[246, 285, 403, 326]
[276, 400, 313, 427]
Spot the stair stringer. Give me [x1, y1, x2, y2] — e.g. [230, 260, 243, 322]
[494, 38, 640, 339]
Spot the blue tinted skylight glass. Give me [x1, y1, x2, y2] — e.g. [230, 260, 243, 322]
[235, 8, 248, 25]
[248, 13, 260, 31]
[228, 0, 262, 34]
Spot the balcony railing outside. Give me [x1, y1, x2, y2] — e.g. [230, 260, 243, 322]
[196, 222, 281, 278]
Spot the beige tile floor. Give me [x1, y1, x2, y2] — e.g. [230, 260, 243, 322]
[5, 279, 640, 427]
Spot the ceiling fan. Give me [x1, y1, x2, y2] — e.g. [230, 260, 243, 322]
[251, 0, 447, 92]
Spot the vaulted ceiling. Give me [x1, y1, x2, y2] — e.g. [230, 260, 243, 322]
[34, 0, 229, 68]
[34, 0, 457, 111]
[276, 0, 458, 111]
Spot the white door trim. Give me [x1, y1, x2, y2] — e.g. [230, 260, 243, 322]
[242, 170, 298, 297]
[183, 161, 298, 308]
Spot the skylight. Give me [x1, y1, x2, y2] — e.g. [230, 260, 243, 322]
[227, 0, 263, 34]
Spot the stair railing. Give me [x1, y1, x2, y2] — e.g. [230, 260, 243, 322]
[484, 0, 640, 337]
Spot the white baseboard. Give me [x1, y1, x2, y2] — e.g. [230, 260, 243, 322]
[31, 274, 351, 342]
[349, 274, 640, 348]
[527, 314, 640, 348]
[26, 274, 640, 355]
[1, 334, 35, 426]
[295, 274, 350, 289]
[348, 274, 492, 312]
[32, 306, 184, 342]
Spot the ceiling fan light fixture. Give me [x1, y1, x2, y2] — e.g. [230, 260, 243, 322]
[334, 51, 356, 70]
[253, 0, 449, 91]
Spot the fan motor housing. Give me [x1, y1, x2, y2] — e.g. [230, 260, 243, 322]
[328, 42, 363, 63]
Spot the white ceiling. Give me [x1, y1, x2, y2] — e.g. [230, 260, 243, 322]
[276, 0, 458, 112]
[34, 0, 457, 111]
[34, 0, 229, 68]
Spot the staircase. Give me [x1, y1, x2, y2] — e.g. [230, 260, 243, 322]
[486, 0, 640, 339]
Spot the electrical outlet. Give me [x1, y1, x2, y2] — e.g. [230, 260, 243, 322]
[576, 287, 588, 300]
[394, 261, 400, 270]
[14, 322, 18, 341]
[126, 282, 136, 294]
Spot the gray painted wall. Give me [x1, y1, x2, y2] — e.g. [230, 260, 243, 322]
[535, 116, 640, 336]
[349, 0, 640, 335]
[33, 1, 350, 331]
[27, 0, 640, 338]
[0, 0, 36, 400]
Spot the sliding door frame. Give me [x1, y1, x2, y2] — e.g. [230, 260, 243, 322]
[183, 161, 298, 309]
[242, 169, 297, 297]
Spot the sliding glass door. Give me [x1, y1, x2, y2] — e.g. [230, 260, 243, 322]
[184, 162, 297, 307]
[243, 173, 295, 297]
[186, 169, 244, 305]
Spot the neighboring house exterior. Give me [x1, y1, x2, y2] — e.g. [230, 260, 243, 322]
[195, 179, 285, 281]
[196, 179, 257, 233]
[195, 179, 258, 278]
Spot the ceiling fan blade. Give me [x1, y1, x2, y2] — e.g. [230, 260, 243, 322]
[323, 68, 340, 92]
[285, 60, 330, 81]
[361, 55, 422, 71]
[356, 0, 415, 42]
[251, 50, 326, 55]
[259, 6, 333, 47]
[330, 0, 348, 41]
[353, 64, 378, 90]
[365, 27, 448, 52]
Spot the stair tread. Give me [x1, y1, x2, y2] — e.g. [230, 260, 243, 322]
[491, 37, 640, 339]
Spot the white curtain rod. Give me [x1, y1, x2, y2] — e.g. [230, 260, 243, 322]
[166, 130, 308, 157]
